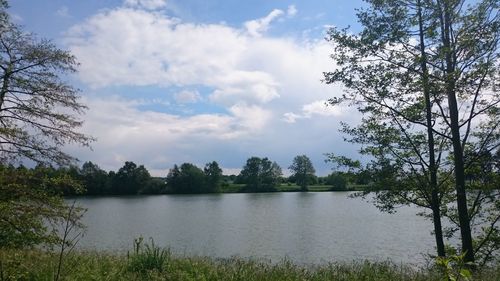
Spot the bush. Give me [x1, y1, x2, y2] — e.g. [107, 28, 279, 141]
[327, 173, 348, 191]
[127, 237, 170, 274]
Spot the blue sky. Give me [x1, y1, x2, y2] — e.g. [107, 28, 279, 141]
[8, 0, 366, 176]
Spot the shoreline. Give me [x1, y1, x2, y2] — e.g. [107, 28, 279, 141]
[2, 248, 499, 280]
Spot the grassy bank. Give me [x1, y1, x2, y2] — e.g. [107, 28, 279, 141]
[1, 248, 499, 281]
[219, 184, 366, 193]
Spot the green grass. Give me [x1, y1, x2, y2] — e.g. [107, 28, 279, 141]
[219, 184, 367, 193]
[1, 248, 499, 281]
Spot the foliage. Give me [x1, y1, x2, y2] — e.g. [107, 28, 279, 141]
[327, 172, 348, 191]
[2, 247, 500, 281]
[324, 0, 500, 262]
[127, 237, 170, 274]
[166, 161, 222, 194]
[139, 178, 168, 195]
[238, 157, 283, 192]
[53, 201, 85, 281]
[435, 253, 473, 281]
[289, 155, 316, 191]
[0, 165, 85, 249]
[79, 161, 109, 195]
[112, 161, 152, 195]
[0, 2, 89, 254]
[204, 161, 223, 192]
[0, 3, 93, 166]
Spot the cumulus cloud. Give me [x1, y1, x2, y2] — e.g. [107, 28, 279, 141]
[65, 8, 280, 106]
[63, 4, 357, 174]
[67, 96, 277, 174]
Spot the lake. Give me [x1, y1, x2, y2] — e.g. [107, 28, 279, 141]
[72, 192, 436, 265]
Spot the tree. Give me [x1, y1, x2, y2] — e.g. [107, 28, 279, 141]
[0, 2, 90, 249]
[0, 4, 93, 166]
[112, 161, 152, 195]
[326, 172, 348, 191]
[166, 163, 206, 193]
[324, 0, 500, 263]
[289, 155, 316, 191]
[204, 161, 223, 193]
[166, 164, 180, 192]
[80, 161, 109, 195]
[239, 157, 282, 192]
[0, 164, 84, 248]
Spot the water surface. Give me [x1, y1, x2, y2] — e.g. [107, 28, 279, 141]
[74, 192, 435, 265]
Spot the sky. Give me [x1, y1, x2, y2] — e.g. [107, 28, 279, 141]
[8, 0, 367, 176]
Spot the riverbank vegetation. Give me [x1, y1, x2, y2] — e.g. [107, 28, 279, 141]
[1, 247, 499, 281]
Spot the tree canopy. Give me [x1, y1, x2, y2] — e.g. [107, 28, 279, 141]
[325, 0, 500, 264]
[0, 3, 93, 166]
[238, 157, 282, 192]
[0, 2, 90, 249]
[166, 161, 223, 194]
[289, 155, 316, 191]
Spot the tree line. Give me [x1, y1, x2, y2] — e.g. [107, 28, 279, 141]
[0, 154, 373, 197]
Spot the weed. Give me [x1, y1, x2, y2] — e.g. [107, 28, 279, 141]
[127, 237, 170, 274]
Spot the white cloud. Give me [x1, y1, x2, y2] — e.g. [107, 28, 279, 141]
[174, 90, 202, 104]
[244, 9, 284, 37]
[67, 96, 277, 175]
[303, 100, 342, 117]
[63, 6, 360, 175]
[124, 0, 167, 10]
[283, 100, 344, 123]
[287, 5, 298, 17]
[228, 103, 273, 131]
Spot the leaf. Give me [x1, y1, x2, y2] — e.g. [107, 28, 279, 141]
[459, 268, 472, 280]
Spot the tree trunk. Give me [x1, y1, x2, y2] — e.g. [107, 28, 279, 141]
[418, 0, 446, 257]
[441, 0, 475, 262]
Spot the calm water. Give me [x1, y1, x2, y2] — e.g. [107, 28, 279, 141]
[72, 192, 436, 265]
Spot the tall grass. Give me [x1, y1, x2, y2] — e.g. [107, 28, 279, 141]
[0, 247, 499, 281]
[127, 237, 170, 273]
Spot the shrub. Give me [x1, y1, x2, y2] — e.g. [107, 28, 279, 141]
[127, 237, 170, 274]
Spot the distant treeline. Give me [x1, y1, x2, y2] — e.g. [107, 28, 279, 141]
[0, 155, 375, 196]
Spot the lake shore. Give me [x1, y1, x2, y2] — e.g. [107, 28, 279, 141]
[2, 248, 499, 281]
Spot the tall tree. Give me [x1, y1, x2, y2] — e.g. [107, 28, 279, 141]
[80, 161, 109, 195]
[289, 155, 316, 191]
[239, 157, 282, 192]
[324, 0, 500, 263]
[0, 2, 89, 249]
[0, 2, 93, 166]
[173, 163, 206, 194]
[204, 161, 223, 193]
[112, 161, 151, 195]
